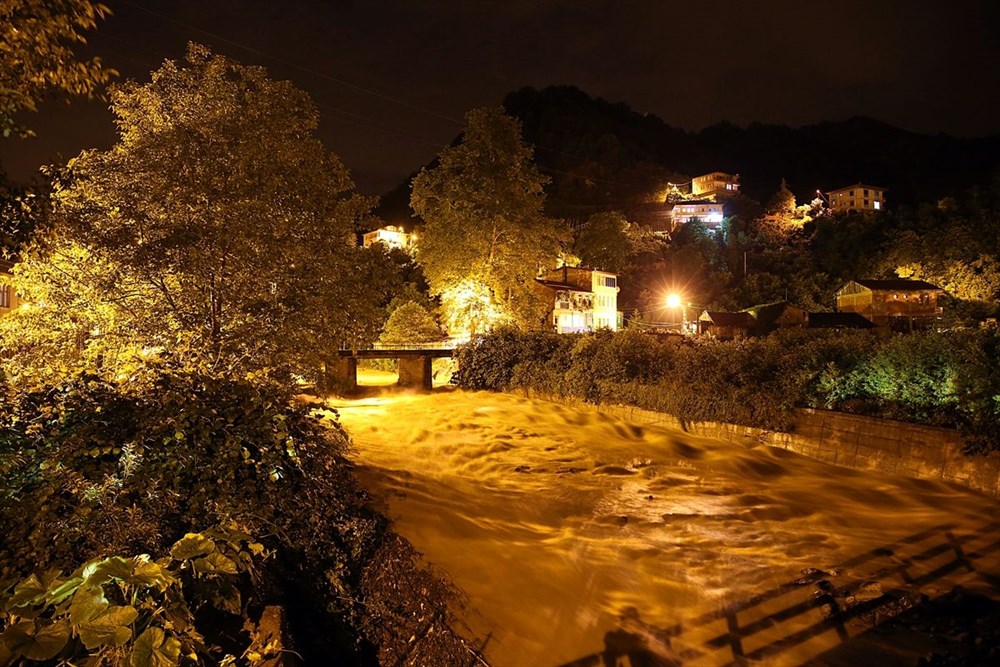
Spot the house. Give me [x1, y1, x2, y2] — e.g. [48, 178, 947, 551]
[826, 184, 886, 214]
[536, 266, 622, 333]
[0, 260, 18, 316]
[743, 302, 808, 334]
[362, 225, 415, 252]
[835, 279, 943, 330]
[669, 201, 724, 231]
[807, 312, 876, 330]
[692, 171, 741, 198]
[696, 310, 756, 339]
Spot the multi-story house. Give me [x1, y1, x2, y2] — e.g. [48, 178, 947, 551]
[826, 184, 886, 214]
[836, 279, 943, 330]
[691, 171, 741, 198]
[669, 201, 724, 231]
[362, 225, 416, 252]
[536, 266, 622, 333]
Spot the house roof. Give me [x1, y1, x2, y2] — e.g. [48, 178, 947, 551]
[826, 183, 887, 195]
[743, 301, 805, 328]
[671, 200, 718, 208]
[844, 279, 943, 292]
[808, 312, 876, 329]
[699, 310, 756, 327]
[535, 280, 592, 294]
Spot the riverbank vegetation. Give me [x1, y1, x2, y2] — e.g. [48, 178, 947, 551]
[454, 327, 1000, 453]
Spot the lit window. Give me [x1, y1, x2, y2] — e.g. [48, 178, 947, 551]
[874, 201, 881, 210]
[0, 285, 8, 308]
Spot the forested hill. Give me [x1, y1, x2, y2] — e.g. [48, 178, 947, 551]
[378, 85, 1000, 223]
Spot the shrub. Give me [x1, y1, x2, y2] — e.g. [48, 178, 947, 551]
[453, 328, 1000, 452]
[0, 365, 478, 663]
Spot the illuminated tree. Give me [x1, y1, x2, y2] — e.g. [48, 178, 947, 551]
[410, 107, 569, 333]
[378, 301, 444, 345]
[1, 0, 116, 137]
[0, 44, 380, 382]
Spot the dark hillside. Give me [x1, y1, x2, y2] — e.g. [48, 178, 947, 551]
[378, 85, 1000, 223]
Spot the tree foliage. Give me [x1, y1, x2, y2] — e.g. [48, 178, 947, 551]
[573, 211, 631, 272]
[0, 44, 384, 382]
[378, 301, 443, 345]
[1, 0, 116, 137]
[411, 106, 569, 331]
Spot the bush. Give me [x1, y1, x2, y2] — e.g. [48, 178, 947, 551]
[453, 328, 1000, 452]
[0, 366, 478, 664]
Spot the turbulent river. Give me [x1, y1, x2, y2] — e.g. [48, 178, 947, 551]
[329, 386, 1000, 667]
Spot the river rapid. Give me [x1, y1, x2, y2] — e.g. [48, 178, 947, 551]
[329, 388, 1000, 666]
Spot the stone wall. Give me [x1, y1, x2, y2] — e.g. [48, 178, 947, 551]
[524, 392, 1000, 498]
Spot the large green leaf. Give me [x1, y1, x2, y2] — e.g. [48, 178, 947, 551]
[130, 627, 181, 667]
[46, 575, 84, 605]
[1, 619, 71, 660]
[68, 584, 109, 624]
[78, 605, 138, 649]
[130, 557, 175, 591]
[192, 551, 238, 575]
[6, 574, 47, 608]
[83, 556, 134, 586]
[170, 533, 215, 560]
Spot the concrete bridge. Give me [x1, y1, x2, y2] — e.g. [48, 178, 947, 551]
[328, 343, 456, 392]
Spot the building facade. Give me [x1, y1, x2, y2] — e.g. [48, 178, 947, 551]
[669, 201, 724, 230]
[691, 172, 741, 198]
[0, 260, 18, 317]
[836, 279, 943, 330]
[362, 225, 415, 252]
[536, 267, 622, 333]
[826, 184, 886, 214]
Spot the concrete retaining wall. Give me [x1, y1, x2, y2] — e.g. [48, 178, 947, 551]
[524, 392, 1000, 498]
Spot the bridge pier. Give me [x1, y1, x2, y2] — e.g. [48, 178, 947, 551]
[326, 356, 357, 394]
[398, 355, 433, 390]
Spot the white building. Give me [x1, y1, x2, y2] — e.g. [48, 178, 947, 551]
[362, 225, 415, 251]
[536, 267, 622, 333]
[691, 171, 741, 198]
[669, 200, 724, 230]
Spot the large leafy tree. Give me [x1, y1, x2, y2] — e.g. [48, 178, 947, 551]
[410, 107, 568, 333]
[1, 44, 381, 382]
[1, 0, 116, 137]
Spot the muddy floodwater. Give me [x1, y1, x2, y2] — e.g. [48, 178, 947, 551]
[329, 388, 1000, 666]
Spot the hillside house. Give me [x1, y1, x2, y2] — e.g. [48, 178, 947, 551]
[670, 201, 724, 231]
[0, 260, 18, 316]
[743, 302, 808, 334]
[826, 184, 886, 214]
[836, 279, 943, 330]
[692, 171, 741, 198]
[536, 266, 622, 333]
[362, 225, 415, 252]
[697, 310, 756, 339]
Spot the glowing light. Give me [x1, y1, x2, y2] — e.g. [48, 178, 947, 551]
[666, 294, 682, 309]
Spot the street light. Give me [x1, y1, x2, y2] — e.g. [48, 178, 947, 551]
[665, 293, 685, 331]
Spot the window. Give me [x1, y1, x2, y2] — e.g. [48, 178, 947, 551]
[0, 285, 8, 308]
[874, 201, 881, 210]
[850, 189, 855, 196]
[863, 189, 869, 196]
[864, 199, 869, 207]
[602, 276, 617, 288]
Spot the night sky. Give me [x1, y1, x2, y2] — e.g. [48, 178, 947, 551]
[2, 0, 999, 194]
